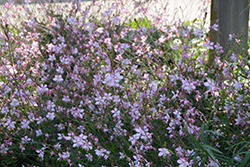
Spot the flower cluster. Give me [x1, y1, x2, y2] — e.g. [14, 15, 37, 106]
[0, 0, 250, 166]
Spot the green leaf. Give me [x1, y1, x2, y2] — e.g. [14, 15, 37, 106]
[201, 124, 206, 144]
[202, 144, 223, 155]
[206, 149, 219, 165]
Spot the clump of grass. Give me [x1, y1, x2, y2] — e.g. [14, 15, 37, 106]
[0, 0, 250, 166]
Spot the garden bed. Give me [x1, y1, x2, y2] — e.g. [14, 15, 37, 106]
[1, 0, 250, 166]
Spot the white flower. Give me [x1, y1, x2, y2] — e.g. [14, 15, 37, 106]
[37, 84, 49, 94]
[96, 27, 104, 33]
[36, 116, 44, 124]
[46, 112, 55, 120]
[48, 54, 56, 61]
[0, 144, 9, 153]
[95, 147, 110, 159]
[113, 16, 121, 24]
[21, 136, 32, 144]
[54, 143, 61, 151]
[62, 95, 71, 102]
[46, 100, 56, 111]
[57, 133, 64, 140]
[158, 35, 166, 43]
[3, 86, 11, 95]
[58, 151, 70, 160]
[177, 158, 191, 167]
[56, 123, 65, 131]
[73, 48, 78, 54]
[128, 134, 140, 145]
[56, 66, 64, 74]
[60, 57, 70, 65]
[7, 121, 16, 129]
[36, 149, 44, 160]
[53, 75, 63, 82]
[158, 148, 170, 157]
[119, 152, 125, 159]
[86, 153, 93, 162]
[36, 129, 43, 137]
[207, 158, 220, 167]
[73, 136, 84, 148]
[20, 143, 25, 152]
[111, 108, 121, 119]
[229, 34, 233, 41]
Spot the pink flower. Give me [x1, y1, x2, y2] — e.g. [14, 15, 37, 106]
[62, 95, 71, 102]
[211, 23, 218, 31]
[21, 119, 30, 129]
[53, 75, 63, 82]
[54, 143, 61, 151]
[207, 157, 220, 167]
[46, 112, 55, 120]
[128, 133, 140, 145]
[56, 66, 64, 74]
[46, 100, 56, 111]
[111, 108, 121, 119]
[158, 35, 166, 43]
[58, 151, 70, 160]
[21, 136, 32, 144]
[48, 54, 56, 61]
[72, 134, 87, 148]
[72, 136, 84, 148]
[177, 157, 191, 167]
[37, 84, 49, 94]
[20, 143, 25, 152]
[36, 129, 43, 137]
[36, 149, 45, 160]
[67, 16, 77, 25]
[182, 79, 196, 94]
[86, 153, 93, 162]
[95, 147, 110, 159]
[158, 148, 170, 157]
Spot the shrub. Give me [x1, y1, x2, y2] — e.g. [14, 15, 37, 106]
[0, 0, 250, 166]
[125, 18, 152, 29]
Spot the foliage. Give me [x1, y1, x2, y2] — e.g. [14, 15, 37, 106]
[0, 0, 250, 167]
[125, 18, 152, 29]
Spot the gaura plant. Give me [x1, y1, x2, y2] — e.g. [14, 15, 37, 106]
[0, 0, 250, 166]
